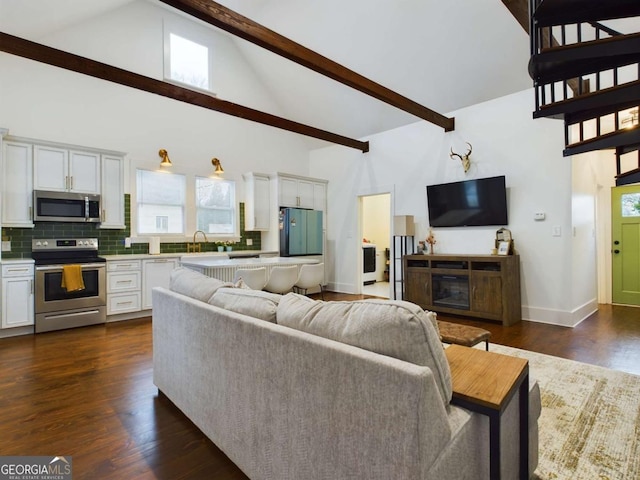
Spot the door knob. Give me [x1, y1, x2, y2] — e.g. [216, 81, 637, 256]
[614, 240, 620, 245]
[614, 249, 620, 254]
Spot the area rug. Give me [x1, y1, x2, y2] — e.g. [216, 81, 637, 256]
[487, 344, 640, 480]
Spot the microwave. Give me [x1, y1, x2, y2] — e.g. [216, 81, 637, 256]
[33, 190, 101, 223]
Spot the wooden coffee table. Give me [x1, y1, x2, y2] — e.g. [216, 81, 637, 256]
[445, 345, 529, 480]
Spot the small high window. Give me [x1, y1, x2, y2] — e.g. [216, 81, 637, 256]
[164, 26, 214, 93]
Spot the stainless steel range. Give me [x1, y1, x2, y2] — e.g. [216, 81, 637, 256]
[32, 238, 106, 333]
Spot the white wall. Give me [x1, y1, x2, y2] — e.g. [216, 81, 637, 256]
[310, 88, 596, 326]
[570, 154, 600, 322]
[0, 1, 310, 203]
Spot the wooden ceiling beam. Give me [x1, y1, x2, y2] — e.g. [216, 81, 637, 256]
[0, 31, 369, 153]
[159, 0, 455, 132]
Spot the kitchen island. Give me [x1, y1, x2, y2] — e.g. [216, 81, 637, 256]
[180, 256, 320, 283]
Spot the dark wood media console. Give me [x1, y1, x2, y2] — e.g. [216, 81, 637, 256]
[403, 254, 521, 326]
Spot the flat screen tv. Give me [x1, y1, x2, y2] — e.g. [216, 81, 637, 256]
[426, 175, 508, 227]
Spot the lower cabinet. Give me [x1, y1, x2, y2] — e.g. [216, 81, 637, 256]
[107, 259, 142, 315]
[1, 262, 35, 329]
[105, 256, 181, 316]
[142, 257, 179, 310]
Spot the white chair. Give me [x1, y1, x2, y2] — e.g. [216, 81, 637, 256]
[233, 267, 267, 290]
[294, 263, 324, 299]
[263, 266, 299, 294]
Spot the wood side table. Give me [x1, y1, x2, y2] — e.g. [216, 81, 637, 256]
[445, 345, 529, 480]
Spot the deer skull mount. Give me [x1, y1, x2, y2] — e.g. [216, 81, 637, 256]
[450, 142, 472, 173]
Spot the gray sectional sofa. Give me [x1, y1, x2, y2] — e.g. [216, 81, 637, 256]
[153, 267, 541, 480]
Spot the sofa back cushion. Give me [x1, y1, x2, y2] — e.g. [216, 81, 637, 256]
[277, 293, 451, 403]
[210, 287, 282, 323]
[169, 267, 232, 303]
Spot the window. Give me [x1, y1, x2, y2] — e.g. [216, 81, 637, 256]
[156, 216, 169, 232]
[136, 170, 186, 234]
[165, 30, 212, 92]
[621, 193, 640, 217]
[195, 176, 236, 234]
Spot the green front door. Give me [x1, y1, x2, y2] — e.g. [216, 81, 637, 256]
[612, 185, 640, 305]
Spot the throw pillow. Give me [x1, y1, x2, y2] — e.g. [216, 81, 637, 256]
[276, 293, 452, 403]
[209, 287, 281, 323]
[169, 267, 232, 303]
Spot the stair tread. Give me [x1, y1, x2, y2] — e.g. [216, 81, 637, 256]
[535, 80, 640, 120]
[538, 32, 640, 55]
[564, 126, 640, 156]
[529, 33, 640, 83]
[534, 0, 640, 27]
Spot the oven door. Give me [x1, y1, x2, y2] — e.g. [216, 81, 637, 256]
[35, 263, 106, 314]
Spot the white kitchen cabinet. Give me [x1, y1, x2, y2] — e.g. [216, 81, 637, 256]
[142, 257, 179, 310]
[1, 262, 35, 329]
[313, 181, 327, 212]
[278, 174, 327, 210]
[243, 172, 270, 231]
[99, 155, 125, 229]
[1, 141, 34, 227]
[33, 145, 100, 194]
[106, 259, 142, 315]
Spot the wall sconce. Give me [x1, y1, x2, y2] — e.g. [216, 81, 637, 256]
[158, 149, 172, 168]
[211, 157, 224, 175]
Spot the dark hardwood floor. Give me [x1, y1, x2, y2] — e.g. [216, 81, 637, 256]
[0, 293, 638, 479]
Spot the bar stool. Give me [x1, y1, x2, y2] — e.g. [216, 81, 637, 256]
[294, 263, 324, 299]
[264, 265, 299, 294]
[233, 267, 267, 290]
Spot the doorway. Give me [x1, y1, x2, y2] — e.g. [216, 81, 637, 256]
[612, 184, 640, 306]
[360, 193, 391, 298]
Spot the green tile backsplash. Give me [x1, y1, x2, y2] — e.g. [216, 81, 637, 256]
[1, 195, 261, 258]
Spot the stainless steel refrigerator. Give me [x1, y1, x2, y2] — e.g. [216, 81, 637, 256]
[279, 208, 323, 256]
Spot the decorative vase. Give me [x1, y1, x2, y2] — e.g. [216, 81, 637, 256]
[217, 246, 224, 252]
[429, 244, 434, 254]
[226, 246, 232, 252]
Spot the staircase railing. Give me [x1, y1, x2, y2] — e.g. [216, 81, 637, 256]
[530, 0, 639, 149]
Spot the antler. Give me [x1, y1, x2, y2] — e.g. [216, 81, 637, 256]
[449, 147, 463, 162]
[450, 142, 472, 173]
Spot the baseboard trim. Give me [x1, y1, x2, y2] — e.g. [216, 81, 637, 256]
[522, 298, 598, 327]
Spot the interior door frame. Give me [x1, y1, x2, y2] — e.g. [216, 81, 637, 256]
[356, 185, 395, 295]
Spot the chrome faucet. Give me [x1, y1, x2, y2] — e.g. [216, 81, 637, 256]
[188, 230, 208, 253]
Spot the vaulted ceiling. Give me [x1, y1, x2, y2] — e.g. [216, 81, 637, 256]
[0, 0, 535, 147]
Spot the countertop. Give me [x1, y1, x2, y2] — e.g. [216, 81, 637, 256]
[179, 256, 319, 268]
[102, 250, 278, 261]
[0, 258, 35, 264]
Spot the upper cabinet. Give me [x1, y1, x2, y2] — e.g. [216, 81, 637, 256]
[100, 155, 125, 229]
[278, 174, 327, 211]
[243, 172, 270, 231]
[1, 134, 126, 229]
[34, 145, 100, 194]
[2, 141, 34, 228]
